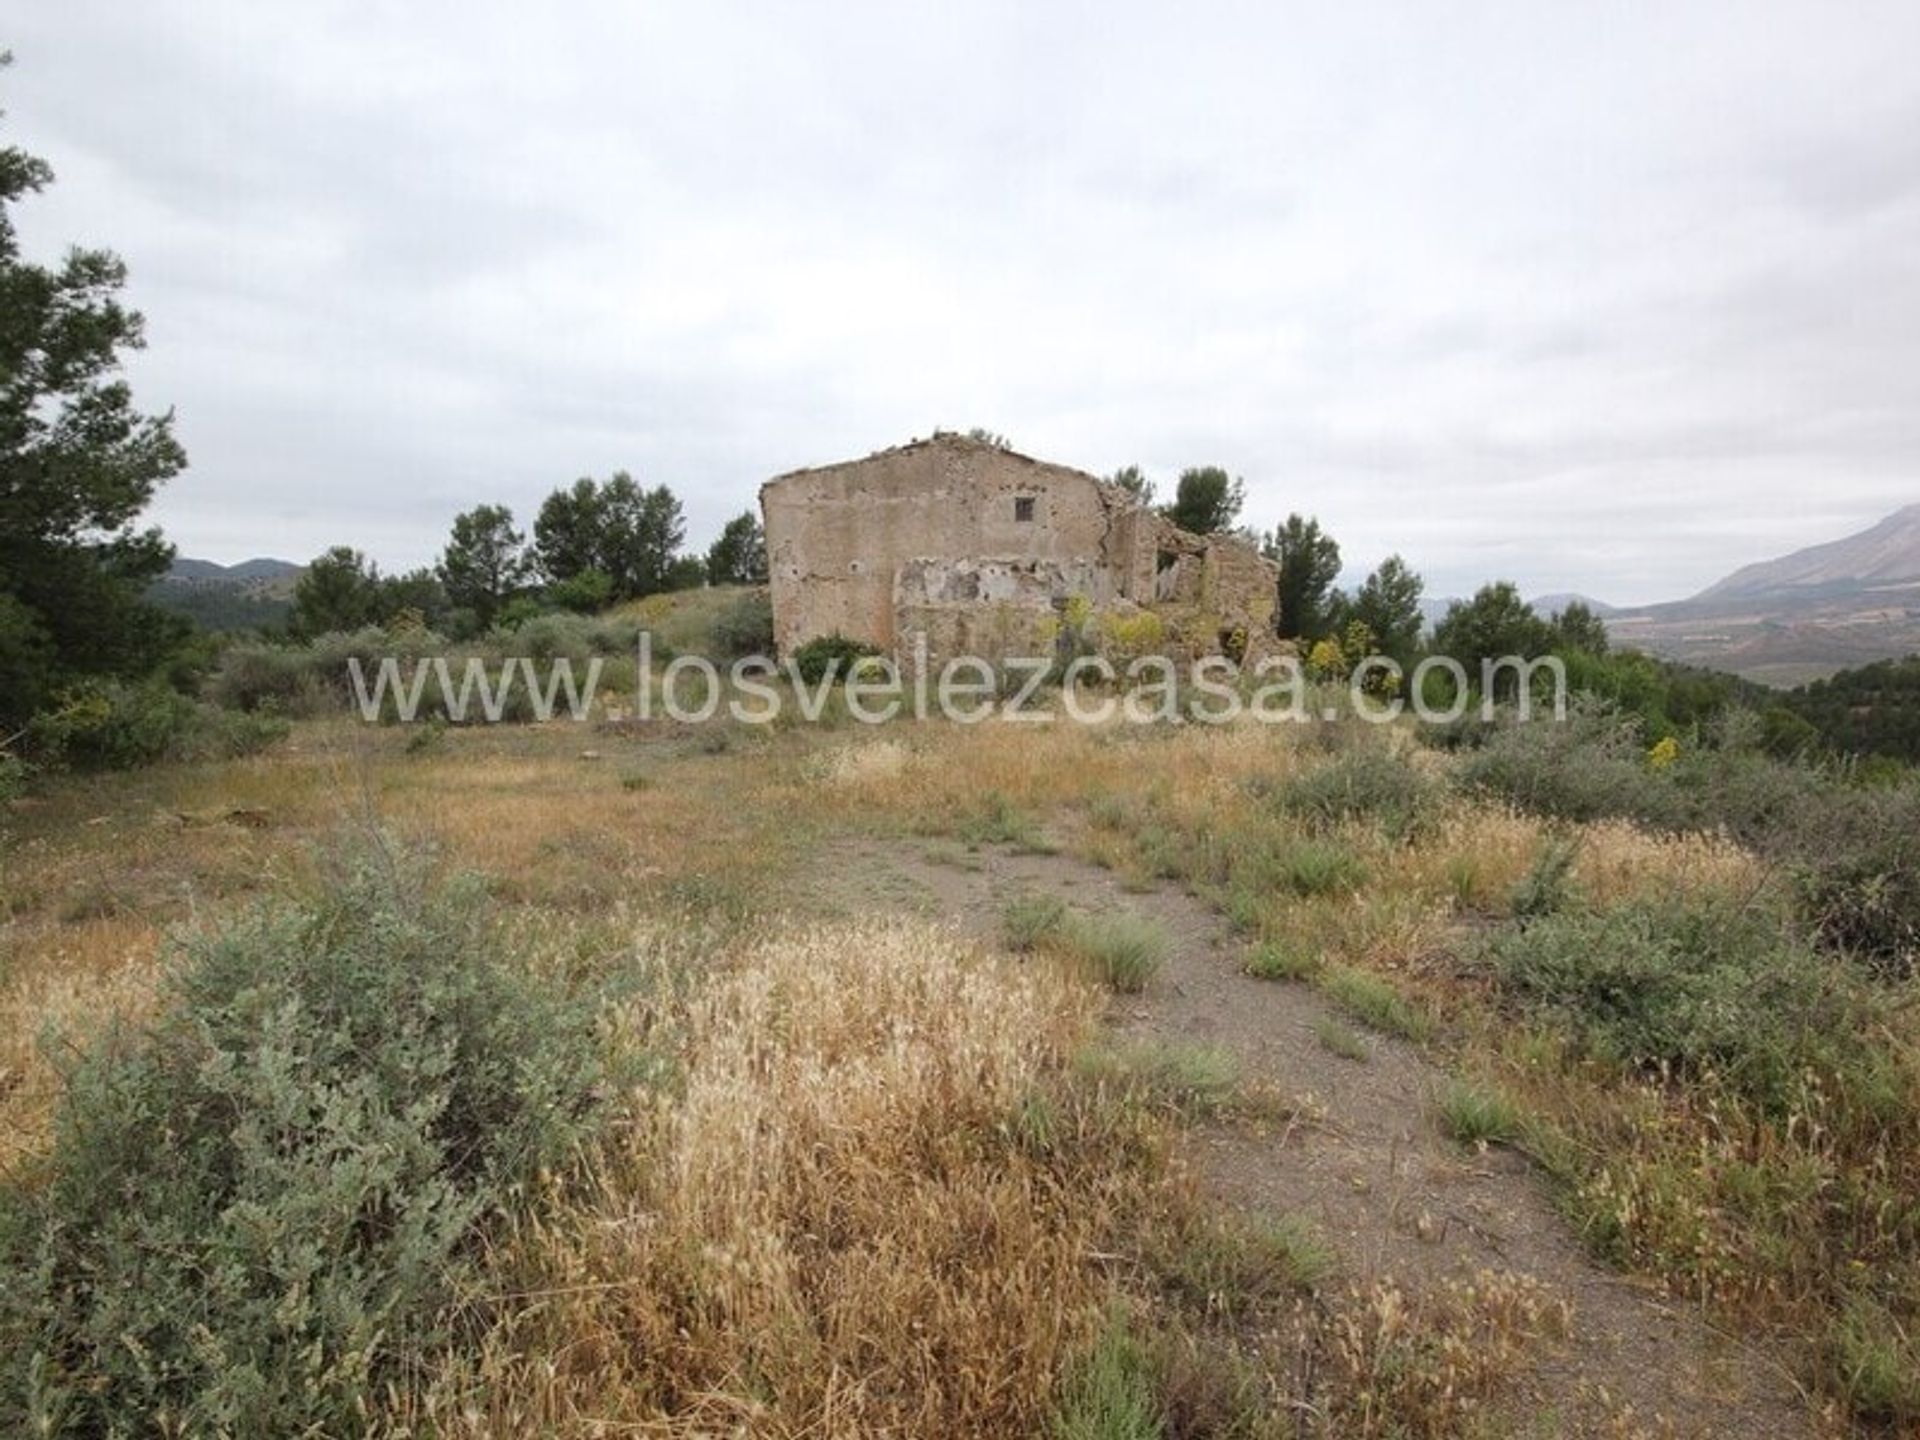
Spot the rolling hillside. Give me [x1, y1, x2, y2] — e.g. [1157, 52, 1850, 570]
[148, 557, 303, 632]
[1590, 505, 1920, 685]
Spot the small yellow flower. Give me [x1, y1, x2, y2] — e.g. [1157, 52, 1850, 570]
[1647, 736, 1679, 771]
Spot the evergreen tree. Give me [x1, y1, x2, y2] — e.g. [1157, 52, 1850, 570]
[437, 504, 527, 625]
[705, 510, 767, 586]
[532, 478, 605, 585]
[1267, 514, 1342, 640]
[1349, 555, 1426, 660]
[1161, 466, 1245, 534]
[1108, 465, 1156, 506]
[0, 64, 189, 727]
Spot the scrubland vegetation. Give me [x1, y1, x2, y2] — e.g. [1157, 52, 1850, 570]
[5, 632, 1919, 1434]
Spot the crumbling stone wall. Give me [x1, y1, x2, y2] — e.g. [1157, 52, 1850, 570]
[761, 434, 1276, 664]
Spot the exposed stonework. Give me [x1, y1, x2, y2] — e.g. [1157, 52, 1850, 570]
[760, 434, 1277, 665]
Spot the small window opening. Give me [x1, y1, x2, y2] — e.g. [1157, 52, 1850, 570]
[1014, 496, 1036, 522]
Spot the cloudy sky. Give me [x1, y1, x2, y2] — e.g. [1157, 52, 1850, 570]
[9, 2, 1920, 603]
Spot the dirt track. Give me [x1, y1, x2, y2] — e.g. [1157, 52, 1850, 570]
[821, 834, 1818, 1439]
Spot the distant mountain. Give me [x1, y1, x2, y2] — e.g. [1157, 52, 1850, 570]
[1597, 504, 1920, 686]
[167, 557, 304, 584]
[150, 556, 303, 632]
[1529, 593, 1619, 619]
[1696, 503, 1920, 602]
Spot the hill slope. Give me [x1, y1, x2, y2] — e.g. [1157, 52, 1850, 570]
[1697, 504, 1920, 601]
[149, 557, 303, 632]
[1601, 504, 1920, 685]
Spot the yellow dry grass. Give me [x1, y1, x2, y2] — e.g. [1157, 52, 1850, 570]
[0, 917, 162, 1173]
[412, 916, 1115, 1437]
[1571, 818, 1769, 907]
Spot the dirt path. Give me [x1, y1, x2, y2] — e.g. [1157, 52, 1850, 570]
[819, 835, 1819, 1439]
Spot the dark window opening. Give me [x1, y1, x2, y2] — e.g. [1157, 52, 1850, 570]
[1014, 496, 1036, 522]
[1156, 549, 1179, 573]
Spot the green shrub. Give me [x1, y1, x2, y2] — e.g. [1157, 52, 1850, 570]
[179, 703, 291, 761]
[1786, 782, 1920, 978]
[503, 611, 641, 663]
[1484, 897, 1887, 1115]
[1276, 747, 1441, 841]
[711, 591, 774, 659]
[25, 680, 196, 769]
[789, 632, 879, 685]
[0, 750, 27, 803]
[0, 840, 608, 1435]
[546, 568, 613, 613]
[205, 642, 332, 716]
[1458, 698, 1828, 846]
[1456, 702, 1680, 828]
[1669, 743, 1825, 845]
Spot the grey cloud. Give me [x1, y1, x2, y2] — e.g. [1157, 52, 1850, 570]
[7, 0, 1920, 605]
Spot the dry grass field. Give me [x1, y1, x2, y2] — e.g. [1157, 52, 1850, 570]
[3, 692, 1914, 1436]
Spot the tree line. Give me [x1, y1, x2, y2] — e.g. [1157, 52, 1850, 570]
[285, 484, 767, 639]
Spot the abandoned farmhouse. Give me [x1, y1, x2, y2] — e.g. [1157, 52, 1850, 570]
[760, 434, 1278, 666]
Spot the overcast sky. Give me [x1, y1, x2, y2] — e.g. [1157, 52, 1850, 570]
[9, 2, 1920, 603]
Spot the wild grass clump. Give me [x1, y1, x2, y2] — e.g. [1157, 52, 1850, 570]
[957, 788, 1055, 852]
[1484, 896, 1889, 1117]
[1436, 1080, 1524, 1146]
[1245, 939, 1319, 982]
[1314, 1016, 1370, 1062]
[1076, 1040, 1240, 1118]
[1274, 747, 1442, 842]
[1277, 838, 1367, 897]
[1831, 1296, 1920, 1424]
[1061, 910, 1172, 992]
[1509, 835, 1579, 922]
[0, 749, 25, 802]
[1005, 891, 1070, 951]
[1321, 964, 1435, 1043]
[1322, 1270, 1571, 1437]
[1152, 1208, 1333, 1320]
[0, 838, 607, 1437]
[1049, 1313, 1163, 1440]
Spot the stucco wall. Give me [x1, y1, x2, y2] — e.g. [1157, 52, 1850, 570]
[760, 434, 1277, 662]
[762, 436, 1131, 654]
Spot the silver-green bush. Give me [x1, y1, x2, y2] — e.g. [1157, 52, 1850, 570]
[0, 840, 607, 1435]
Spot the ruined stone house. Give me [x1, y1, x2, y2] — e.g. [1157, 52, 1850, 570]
[760, 434, 1278, 666]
